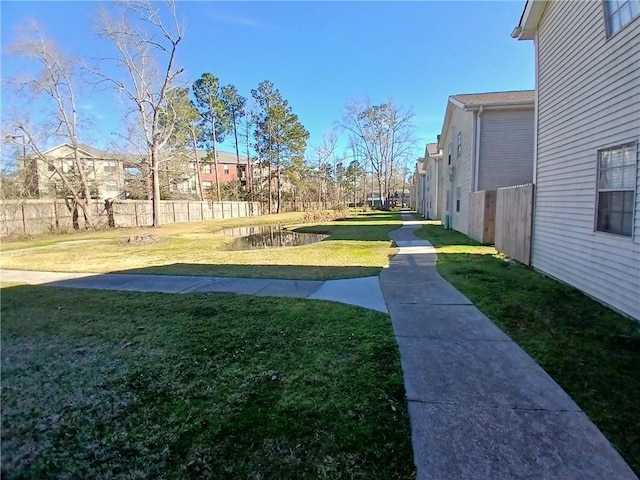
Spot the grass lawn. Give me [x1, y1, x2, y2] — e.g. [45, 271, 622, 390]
[0, 212, 402, 280]
[1, 285, 414, 479]
[414, 220, 640, 475]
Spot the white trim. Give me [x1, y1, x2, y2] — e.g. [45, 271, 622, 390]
[474, 106, 483, 191]
[516, 0, 547, 40]
[533, 33, 539, 185]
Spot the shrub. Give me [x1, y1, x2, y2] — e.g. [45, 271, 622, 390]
[302, 208, 351, 223]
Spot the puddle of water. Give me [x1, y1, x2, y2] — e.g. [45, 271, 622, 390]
[221, 225, 328, 251]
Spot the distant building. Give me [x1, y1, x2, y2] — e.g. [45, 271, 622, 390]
[24, 143, 127, 200]
[438, 90, 535, 234]
[23, 143, 254, 200]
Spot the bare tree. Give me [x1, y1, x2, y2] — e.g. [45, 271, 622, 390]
[340, 98, 416, 209]
[4, 26, 96, 227]
[95, 0, 184, 227]
[310, 131, 338, 207]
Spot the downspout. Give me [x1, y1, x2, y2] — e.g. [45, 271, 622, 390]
[434, 160, 439, 219]
[474, 105, 484, 191]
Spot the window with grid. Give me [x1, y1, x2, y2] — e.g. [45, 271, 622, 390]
[455, 187, 461, 212]
[103, 161, 118, 173]
[202, 181, 213, 191]
[604, 0, 640, 36]
[596, 143, 636, 236]
[457, 132, 462, 157]
[223, 165, 230, 174]
[201, 163, 212, 173]
[105, 181, 119, 192]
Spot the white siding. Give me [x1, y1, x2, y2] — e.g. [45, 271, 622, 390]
[424, 153, 443, 220]
[443, 106, 474, 235]
[532, 1, 640, 319]
[478, 109, 535, 190]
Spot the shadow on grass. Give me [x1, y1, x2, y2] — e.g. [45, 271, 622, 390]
[110, 262, 390, 280]
[0, 285, 414, 479]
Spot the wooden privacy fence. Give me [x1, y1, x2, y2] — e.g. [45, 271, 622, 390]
[468, 190, 497, 244]
[107, 200, 262, 227]
[495, 183, 534, 265]
[0, 199, 110, 236]
[0, 199, 263, 237]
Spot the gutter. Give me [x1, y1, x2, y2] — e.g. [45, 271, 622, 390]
[464, 101, 534, 111]
[474, 106, 483, 191]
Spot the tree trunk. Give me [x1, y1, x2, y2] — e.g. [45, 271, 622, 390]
[152, 146, 161, 227]
[232, 115, 242, 195]
[268, 161, 272, 214]
[191, 127, 203, 201]
[245, 120, 252, 201]
[276, 148, 282, 214]
[212, 116, 221, 202]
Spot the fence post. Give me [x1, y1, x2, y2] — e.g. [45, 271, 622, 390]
[21, 204, 27, 234]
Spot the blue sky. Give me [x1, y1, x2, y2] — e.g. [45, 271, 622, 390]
[1, 1, 533, 160]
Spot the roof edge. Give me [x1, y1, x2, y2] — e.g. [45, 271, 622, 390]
[513, 0, 547, 40]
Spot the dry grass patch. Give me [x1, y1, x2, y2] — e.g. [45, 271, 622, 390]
[1, 211, 402, 280]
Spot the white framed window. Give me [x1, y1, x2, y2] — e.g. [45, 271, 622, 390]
[223, 165, 230, 174]
[105, 181, 119, 192]
[456, 187, 461, 212]
[103, 160, 118, 173]
[604, 0, 640, 37]
[596, 142, 636, 237]
[202, 181, 213, 191]
[201, 163, 212, 174]
[457, 132, 462, 157]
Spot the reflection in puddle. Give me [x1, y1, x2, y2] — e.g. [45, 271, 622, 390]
[222, 225, 328, 251]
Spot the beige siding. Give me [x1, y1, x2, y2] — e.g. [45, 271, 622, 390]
[424, 155, 443, 220]
[478, 109, 535, 190]
[442, 107, 474, 235]
[532, 1, 640, 319]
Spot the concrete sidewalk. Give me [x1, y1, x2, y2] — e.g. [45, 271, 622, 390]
[380, 213, 637, 479]
[0, 269, 388, 313]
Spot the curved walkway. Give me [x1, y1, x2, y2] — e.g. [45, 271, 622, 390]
[0, 270, 388, 313]
[381, 214, 636, 480]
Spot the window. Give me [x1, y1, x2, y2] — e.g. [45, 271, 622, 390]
[201, 163, 211, 173]
[202, 181, 213, 191]
[445, 190, 450, 211]
[105, 181, 119, 192]
[604, 0, 640, 36]
[447, 143, 452, 165]
[223, 165, 230, 174]
[457, 132, 462, 157]
[48, 163, 55, 172]
[103, 161, 118, 173]
[596, 143, 636, 236]
[456, 187, 461, 212]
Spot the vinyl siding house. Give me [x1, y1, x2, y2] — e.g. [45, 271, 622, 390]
[26, 143, 126, 200]
[412, 159, 426, 216]
[424, 143, 444, 220]
[513, 0, 640, 320]
[437, 91, 535, 235]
